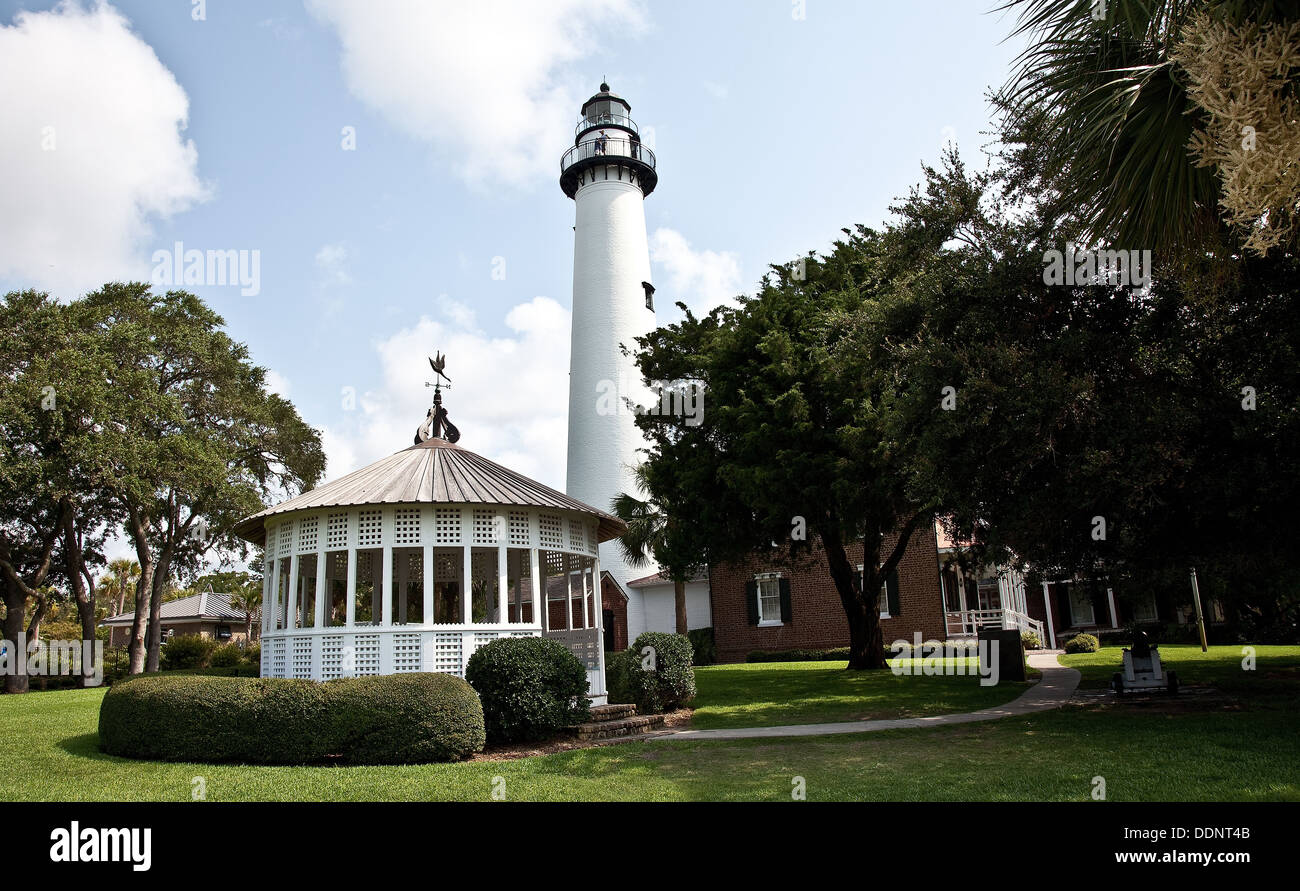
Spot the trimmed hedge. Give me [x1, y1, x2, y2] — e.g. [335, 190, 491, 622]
[98, 672, 484, 764]
[747, 647, 851, 663]
[465, 636, 589, 743]
[1063, 633, 1101, 654]
[623, 632, 696, 714]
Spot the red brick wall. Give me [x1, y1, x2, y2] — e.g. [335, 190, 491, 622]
[709, 523, 947, 663]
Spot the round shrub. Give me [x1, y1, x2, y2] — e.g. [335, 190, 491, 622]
[625, 632, 696, 714]
[465, 636, 589, 744]
[1063, 633, 1100, 654]
[98, 672, 484, 764]
[1021, 631, 1043, 651]
[160, 634, 218, 670]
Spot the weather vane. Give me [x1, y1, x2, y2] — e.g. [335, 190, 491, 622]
[415, 351, 460, 444]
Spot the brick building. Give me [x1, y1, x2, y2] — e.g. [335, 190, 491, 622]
[707, 523, 947, 663]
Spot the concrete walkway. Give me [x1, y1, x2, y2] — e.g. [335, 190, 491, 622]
[651, 651, 1081, 742]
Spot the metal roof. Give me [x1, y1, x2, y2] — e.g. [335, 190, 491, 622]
[232, 437, 626, 547]
[102, 592, 247, 626]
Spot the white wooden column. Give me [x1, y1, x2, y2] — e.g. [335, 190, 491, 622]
[267, 556, 279, 632]
[496, 512, 508, 624]
[287, 555, 299, 630]
[592, 552, 606, 697]
[1106, 586, 1119, 629]
[530, 548, 543, 630]
[314, 550, 327, 628]
[512, 552, 523, 623]
[581, 564, 591, 629]
[381, 510, 395, 627]
[1042, 581, 1057, 649]
[565, 554, 574, 631]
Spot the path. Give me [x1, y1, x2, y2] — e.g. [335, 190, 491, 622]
[650, 651, 1080, 742]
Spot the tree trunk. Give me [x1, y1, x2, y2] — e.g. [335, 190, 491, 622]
[126, 510, 154, 674]
[674, 579, 688, 634]
[60, 500, 98, 687]
[822, 525, 887, 669]
[145, 551, 172, 672]
[2, 586, 30, 694]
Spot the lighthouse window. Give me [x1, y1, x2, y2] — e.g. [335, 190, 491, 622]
[642, 281, 655, 311]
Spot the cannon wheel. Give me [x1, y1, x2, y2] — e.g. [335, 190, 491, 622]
[1111, 672, 1124, 694]
[1167, 670, 1179, 695]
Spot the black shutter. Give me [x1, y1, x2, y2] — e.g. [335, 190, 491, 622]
[745, 579, 759, 625]
[779, 578, 793, 622]
[886, 569, 901, 617]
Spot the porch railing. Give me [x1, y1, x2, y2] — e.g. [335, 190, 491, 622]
[945, 608, 1045, 642]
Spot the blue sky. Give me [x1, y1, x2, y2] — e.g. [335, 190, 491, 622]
[0, 0, 1028, 503]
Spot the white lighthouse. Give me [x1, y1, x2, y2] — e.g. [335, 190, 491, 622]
[561, 83, 659, 638]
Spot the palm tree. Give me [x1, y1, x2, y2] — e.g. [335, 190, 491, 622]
[996, 0, 1286, 256]
[99, 558, 140, 616]
[227, 583, 263, 642]
[611, 464, 700, 635]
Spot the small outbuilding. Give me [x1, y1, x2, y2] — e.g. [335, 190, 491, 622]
[232, 381, 625, 703]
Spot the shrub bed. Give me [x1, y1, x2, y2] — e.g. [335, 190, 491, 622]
[687, 627, 717, 666]
[747, 647, 851, 663]
[160, 634, 218, 670]
[623, 632, 696, 714]
[98, 672, 484, 764]
[465, 636, 589, 743]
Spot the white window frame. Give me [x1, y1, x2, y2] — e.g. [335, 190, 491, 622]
[1131, 594, 1158, 624]
[755, 572, 784, 626]
[858, 564, 890, 619]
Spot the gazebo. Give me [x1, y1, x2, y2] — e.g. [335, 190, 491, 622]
[232, 367, 625, 703]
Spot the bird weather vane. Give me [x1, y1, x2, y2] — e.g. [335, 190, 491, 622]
[415, 351, 461, 444]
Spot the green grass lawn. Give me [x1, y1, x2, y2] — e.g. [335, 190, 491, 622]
[689, 658, 1030, 729]
[1, 646, 1295, 802]
[1060, 644, 1300, 692]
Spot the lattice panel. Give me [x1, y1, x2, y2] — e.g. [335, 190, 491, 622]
[568, 519, 585, 552]
[392, 633, 423, 673]
[297, 516, 319, 553]
[539, 513, 563, 548]
[320, 635, 344, 680]
[264, 532, 276, 561]
[353, 634, 380, 675]
[543, 549, 565, 575]
[434, 550, 461, 582]
[432, 632, 463, 676]
[271, 639, 286, 678]
[261, 643, 271, 676]
[326, 512, 348, 549]
[357, 509, 383, 546]
[435, 508, 461, 544]
[277, 522, 293, 556]
[472, 509, 499, 544]
[509, 510, 530, 546]
[394, 507, 422, 544]
[290, 637, 312, 679]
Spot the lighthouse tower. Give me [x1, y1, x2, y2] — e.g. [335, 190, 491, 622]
[561, 83, 659, 636]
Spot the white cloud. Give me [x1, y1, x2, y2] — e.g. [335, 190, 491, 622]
[321, 295, 572, 491]
[649, 227, 743, 315]
[0, 1, 208, 295]
[264, 370, 292, 399]
[306, 0, 646, 187]
[314, 242, 352, 286]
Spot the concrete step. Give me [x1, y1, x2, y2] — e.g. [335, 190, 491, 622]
[588, 703, 637, 721]
[574, 713, 665, 741]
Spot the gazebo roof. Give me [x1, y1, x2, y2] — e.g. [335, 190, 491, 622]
[233, 437, 626, 547]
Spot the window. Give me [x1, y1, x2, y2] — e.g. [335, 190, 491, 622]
[216, 625, 232, 640]
[756, 574, 782, 625]
[642, 281, 655, 311]
[1131, 595, 1158, 624]
[859, 564, 894, 618]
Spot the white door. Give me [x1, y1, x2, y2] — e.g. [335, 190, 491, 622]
[1069, 587, 1095, 626]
